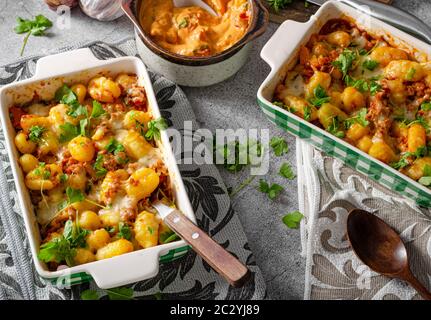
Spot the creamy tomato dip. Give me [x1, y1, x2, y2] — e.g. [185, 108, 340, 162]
[140, 0, 250, 56]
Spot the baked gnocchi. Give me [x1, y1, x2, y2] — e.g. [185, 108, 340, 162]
[10, 74, 180, 270]
[274, 19, 431, 188]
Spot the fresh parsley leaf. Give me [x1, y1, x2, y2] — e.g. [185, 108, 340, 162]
[160, 231, 180, 244]
[362, 59, 379, 71]
[145, 118, 168, 140]
[359, 48, 368, 56]
[38, 236, 75, 266]
[91, 100, 106, 118]
[309, 84, 331, 107]
[406, 68, 416, 81]
[81, 290, 99, 300]
[106, 287, 133, 300]
[327, 116, 345, 138]
[59, 173, 68, 184]
[117, 222, 132, 240]
[270, 136, 289, 156]
[332, 49, 356, 78]
[273, 101, 296, 113]
[28, 125, 46, 143]
[79, 118, 88, 136]
[345, 76, 369, 93]
[279, 163, 295, 180]
[14, 15, 53, 56]
[178, 18, 189, 29]
[390, 146, 428, 170]
[421, 101, 431, 111]
[59, 122, 79, 143]
[105, 138, 125, 155]
[214, 139, 262, 173]
[369, 80, 382, 96]
[63, 219, 89, 248]
[267, 0, 293, 12]
[259, 179, 284, 200]
[344, 108, 369, 129]
[303, 105, 312, 122]
[55, 84, 73, 103]
[282, 211, 304, 229]
[94, 154, 108, 178]
[66, 187, 85, 205]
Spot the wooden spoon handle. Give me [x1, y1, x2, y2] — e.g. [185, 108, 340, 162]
[404, 270, 431, 300]
[164, 210, 251, 287]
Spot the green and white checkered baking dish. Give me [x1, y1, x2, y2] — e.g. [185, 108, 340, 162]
[257, 1, 431, 207]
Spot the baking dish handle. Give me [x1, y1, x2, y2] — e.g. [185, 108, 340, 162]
[260, 19, 313, 70]
[34, 48, 105, 79]
[79, 250, 160, 289]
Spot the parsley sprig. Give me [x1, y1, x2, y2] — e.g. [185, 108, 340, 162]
[267, 0, 293, 12]
[259, 179, 284, 200]
[28, 125, 46, 143]
[390, 146, 428, 170]
[38, 219, 89, 266]
[332, 49, 356, 79]
[270, 136, 289, 156]
[282, 211, 304, 229]
[14, 15, 53, 56]
[144, 118, 168, 140]
[309, 85, 331, 107]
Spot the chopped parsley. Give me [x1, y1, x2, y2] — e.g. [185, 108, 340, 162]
[390, 146, 428, 170]
[270, 136, 289, 156]
[267, 0, 292, 12]
[214, 139, 262, 173]
[91, 100, 106, 118]
[58, 187, 85, 210]
[28, 125, 46, 143]
[421, 101, 431, 111]
[282, 211, 304, 229]
[145, 117, 168, 141]
[259, 179, 284, 200]
[279, 163, 295, 180]
[160, 231, 180, 244]
[327, 116, 345, 138]
[178, 18, 189, 29]
[38, 219, 89, 266]
[93, 154, 108, 178]
[105, 138, 126, 155]
[344, 108, 369, 129]
[362, 59, 379, 71]
[117, 222, 132, 240]
[309, 84, 331, 107]
[332, 49, 356, 78]
[59, 122, 79, 143]
[273, 101, 296, 113]
[303, 105, 312, 121]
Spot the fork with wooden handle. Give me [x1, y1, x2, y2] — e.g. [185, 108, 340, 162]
[153, 202, 251, 288]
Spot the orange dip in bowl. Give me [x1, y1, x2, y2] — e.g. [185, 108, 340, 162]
[139, 0, 251, 57]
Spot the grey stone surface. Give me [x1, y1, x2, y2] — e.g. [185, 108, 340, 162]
[0, 0, 430, 300]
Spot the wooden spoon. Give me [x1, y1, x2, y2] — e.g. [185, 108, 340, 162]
[347, 209, 431, 300]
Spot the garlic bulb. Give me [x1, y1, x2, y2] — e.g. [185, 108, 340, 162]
[79, 0, 125, 21]
[44, 0, 78, 10]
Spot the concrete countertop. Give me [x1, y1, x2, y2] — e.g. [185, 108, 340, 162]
[0, 0, 430, 300]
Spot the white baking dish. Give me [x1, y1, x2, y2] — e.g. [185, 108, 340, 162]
[257, 1, 431, 207]
[0, 48, 196, 289]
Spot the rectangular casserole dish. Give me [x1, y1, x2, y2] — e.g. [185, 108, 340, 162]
[0, 48, 195, 289]
[257, 0, 431, 207]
